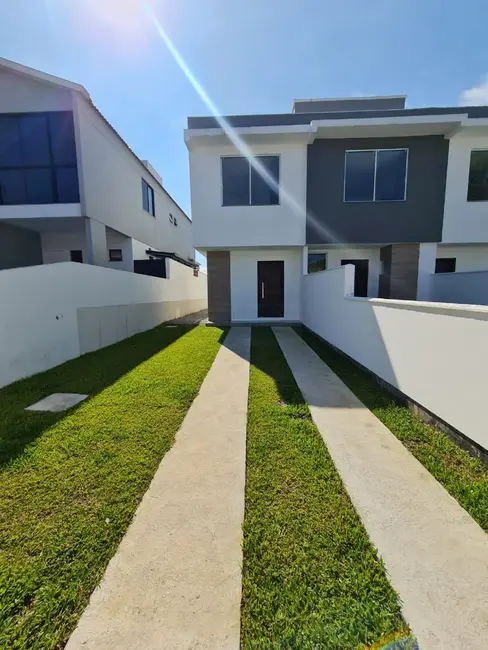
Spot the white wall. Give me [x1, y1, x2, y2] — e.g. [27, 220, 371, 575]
[302, 265, 488, 450]
[0, 262, 207, 388]
[442, 129, 488, 243]
[189, 141, 307, 249]
[317, 247, 381, 297]
[74, 95, 194, 261]
[436, 244, 488, 271]
[230, 248, 302, 321]
[429, 270, 488, 306]
[0, 68, 73, 112]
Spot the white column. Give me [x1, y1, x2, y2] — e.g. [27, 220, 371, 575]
[85, 218, 107, 267]
[121, 235, 134, 272]
[417, 243, 437, 301]
[302, 245, 309, 275]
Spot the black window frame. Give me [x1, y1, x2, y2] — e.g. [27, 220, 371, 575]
[467, 150, 488, 202]
[0, 110, 79, 206]
[142, 178, 155, 216]
[307, 252, 327, 274]
[221, 155, 280, 207]
[109, 248, 123, 262]
[435, 258, 456, 273]
[344, 148, 408, 203]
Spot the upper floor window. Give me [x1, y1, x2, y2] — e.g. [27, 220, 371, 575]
[467, 150, 488, 201]
[142, 178, 155, 215]
[344, 149, 408, 202]
[0, 111, 79, 205]
[221, 155, 279, 206]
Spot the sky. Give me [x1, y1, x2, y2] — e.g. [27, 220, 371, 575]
[1, 0, 488, 222]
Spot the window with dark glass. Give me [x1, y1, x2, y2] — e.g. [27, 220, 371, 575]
[0, 111, 79, 205]
[435, 258, 456, 273]
[344, 149, 407, 202]
[222, 155, 279, 206]
[142, 178, 155, 215]
[467, 150, 488, 201]
[70, 250, 83, 263]
[308, 252, 327, 274]
[109, 249, 123, 262]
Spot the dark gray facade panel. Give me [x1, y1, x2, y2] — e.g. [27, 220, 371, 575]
[187, 106, 488, 129]
[293, 97, 406, 113]
[0, 222, 42, 270]
[306, 136, 449, 245]
[207, 250, 231, 324]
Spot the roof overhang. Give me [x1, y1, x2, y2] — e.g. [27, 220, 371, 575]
[185, 113, 488, 148]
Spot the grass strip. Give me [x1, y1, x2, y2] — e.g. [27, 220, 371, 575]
[0, 324, 224, 649]
[241, 328, 407, 649]
[297, 326, 488, 532]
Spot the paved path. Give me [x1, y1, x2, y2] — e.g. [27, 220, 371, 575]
[274, 327, 488, 650]
[164, 309, 208, 325]
[66, 327, 250, 650]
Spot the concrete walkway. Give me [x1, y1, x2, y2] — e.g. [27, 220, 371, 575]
[66, 327, 250, 650]
[274, 327, 488, 650]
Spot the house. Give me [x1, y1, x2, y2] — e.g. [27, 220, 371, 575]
[185, 95, 488, 323]
[0, 58, 195, 275]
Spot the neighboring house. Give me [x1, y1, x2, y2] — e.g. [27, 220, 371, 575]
[0, 58, 195, 274]
[186, 95, 488, 323]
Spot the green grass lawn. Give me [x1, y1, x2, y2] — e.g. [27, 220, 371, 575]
[0, 324, 224, 650]
[241, 328, 409, 650]
[297, 327, 488, 533]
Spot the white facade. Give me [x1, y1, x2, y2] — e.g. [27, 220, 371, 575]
[442, 128, 488, 243]
[230, 248, 302, 321]
[189, 139, 308, 249]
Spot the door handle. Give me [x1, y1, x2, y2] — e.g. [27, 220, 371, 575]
[261, 282, 265, 299]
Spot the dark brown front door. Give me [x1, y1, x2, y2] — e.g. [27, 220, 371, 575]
[341, 259, 369, 297]
[257, 261, 284, 317]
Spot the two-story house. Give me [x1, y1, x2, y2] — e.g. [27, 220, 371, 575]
[0, 58, 195, 275]
[186, 95, 488, 324]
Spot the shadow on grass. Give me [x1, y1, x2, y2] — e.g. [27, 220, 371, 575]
[0, 324, 196, 469]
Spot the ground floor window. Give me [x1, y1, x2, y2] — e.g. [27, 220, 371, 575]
[435, 258, 456, 273]
[109, 249, 123, 262]
[308, 252, 327, 274]
[70, 250, 83, 263]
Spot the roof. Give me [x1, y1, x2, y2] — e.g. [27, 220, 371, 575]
[0, 57, 191, 223]
[187, 105, 488, 130]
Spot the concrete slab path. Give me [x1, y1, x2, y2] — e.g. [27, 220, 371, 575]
[274, 327, 488, 650]
[66, 327, 251, 650]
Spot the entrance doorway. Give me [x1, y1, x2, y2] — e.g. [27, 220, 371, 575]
[257, 261, 284, 317]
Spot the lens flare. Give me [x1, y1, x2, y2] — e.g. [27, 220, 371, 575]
[142, 1, 340, 245]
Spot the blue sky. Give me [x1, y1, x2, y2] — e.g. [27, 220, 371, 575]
[1, 0, 487, 219]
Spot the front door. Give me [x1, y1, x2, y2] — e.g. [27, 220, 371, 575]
[257, 261, 284, 317]
[341, 259, 369, 297]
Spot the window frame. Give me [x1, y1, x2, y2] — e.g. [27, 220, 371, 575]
[0, 110, 79, 206]
[307, 251, 327, 274]
[343, 148, 409, 203]
[220, 154, 280, 207]
[142, 178, 156, 216]
[467, 149, 488, 202]
[109, 248, 123, 262]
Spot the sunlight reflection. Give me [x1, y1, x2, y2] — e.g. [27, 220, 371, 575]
[143, 1, 341, 244]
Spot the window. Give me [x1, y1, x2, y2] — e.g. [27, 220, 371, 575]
[467, 150, 488, 201]
[222, 155, 279, 206]
[109, 249, 123, 262]
[308, 252, 327, 274]
[142, 178, 155, 215]
[435, 258, 456, 273]
[70, 250, 83, 263]
[0, 111, 79, 205]
[344, 149, 408, 202]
